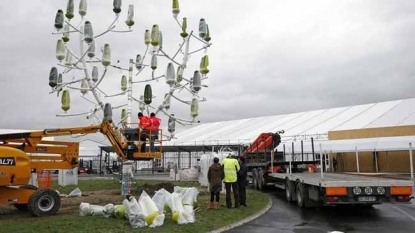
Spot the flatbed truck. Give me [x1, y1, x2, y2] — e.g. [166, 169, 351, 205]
[244, 132, 414, 207]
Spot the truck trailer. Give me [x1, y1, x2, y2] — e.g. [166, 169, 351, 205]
[243, 132, 414, 207]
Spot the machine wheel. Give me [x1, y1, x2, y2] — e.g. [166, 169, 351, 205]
[252, 169, 258, 189]
[285, 180, 293, 202]
[296, 183, 306, 208]
[13, 185, 38, 211]
[257, 169, 264, 190]
[28, 189, 61, 217]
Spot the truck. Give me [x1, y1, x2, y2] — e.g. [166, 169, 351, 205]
[0, 119, 162, 216]
[243, 132, 414, 207]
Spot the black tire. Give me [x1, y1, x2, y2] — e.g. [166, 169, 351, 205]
[285, 180, 293, 202]
[257, 169, 264, 190]
[296, 183, 305, 208]
[28, 189, 61, 217]
[252, 169, 258, 189]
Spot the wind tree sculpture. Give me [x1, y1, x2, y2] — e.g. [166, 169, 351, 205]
[48, 0, 212, 139]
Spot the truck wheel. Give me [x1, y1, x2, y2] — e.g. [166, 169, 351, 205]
[252, 169, 258, 189]
[28, 189, 61, 217]
[257, 169, 264, 190]
[285, 180, 293, 202]
[296, 183, 306, 208]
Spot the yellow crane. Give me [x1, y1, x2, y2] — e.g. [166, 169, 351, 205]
[0, 120, 161, 216]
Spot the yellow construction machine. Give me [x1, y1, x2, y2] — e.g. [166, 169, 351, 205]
[0, 120, 162, 216]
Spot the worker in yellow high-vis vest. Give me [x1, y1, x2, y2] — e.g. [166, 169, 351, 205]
[222, 153, 241, 208]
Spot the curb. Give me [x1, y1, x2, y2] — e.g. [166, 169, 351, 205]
[210, 195, 273, 233]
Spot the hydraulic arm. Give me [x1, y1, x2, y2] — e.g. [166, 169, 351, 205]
[0, 120, 162, 165]
[0, 120, 162, 216]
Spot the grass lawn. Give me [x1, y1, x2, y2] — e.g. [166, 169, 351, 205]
[0, 179, 270, 233]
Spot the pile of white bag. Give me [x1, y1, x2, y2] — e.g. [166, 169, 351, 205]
[165, 187, 199, 224]
[79, 186, 199, 228]
[169, 168, 199, 182]
[123, 191, 165, 228]
[179, 168, 199, 182]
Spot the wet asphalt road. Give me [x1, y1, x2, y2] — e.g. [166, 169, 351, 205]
[227, 188, 415, 233]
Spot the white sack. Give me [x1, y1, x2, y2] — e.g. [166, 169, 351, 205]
[149, 214, 165, 228]
[173, 186, 188, 197]
[182, 187, 199, 206]
[123, 197, 146, 228]
[66, 187, 82, 197]
[90, 205, 105, 216]
[79, 202, 105, 216]
[171, 192, 189, 224]
[152, 188, 167, 214]
[58, 168, 78, 187]
[79, 202, 91, 216]
[138, 191, 159, 216]
[179, 168, 198, 182]
[138, 191, 164, 227]
[163, 189, 173, 213]
[182, 205, 195, 223]
[103, 204, 115, 218]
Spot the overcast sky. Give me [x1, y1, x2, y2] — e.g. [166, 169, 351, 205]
[1, 0, 415, 141]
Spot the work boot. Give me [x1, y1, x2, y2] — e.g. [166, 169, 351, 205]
[208, 202, 214, 209]
[214, 202, 220, 210]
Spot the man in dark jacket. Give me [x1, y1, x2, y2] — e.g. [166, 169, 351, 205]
[238, 156, 248, 207]
[208, 157, 224, 209]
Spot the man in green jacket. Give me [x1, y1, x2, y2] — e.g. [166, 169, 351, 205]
[222, 153, 241, 208]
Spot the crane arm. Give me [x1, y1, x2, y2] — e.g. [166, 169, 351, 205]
[100, 121, 127, 159]
[0, 120, 161, 169]
[242, 131, 282, 157]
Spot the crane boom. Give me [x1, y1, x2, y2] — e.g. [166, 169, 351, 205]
[0, 120, 162, 173]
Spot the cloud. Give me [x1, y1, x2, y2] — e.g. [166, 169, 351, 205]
[0, 0, 415, 144]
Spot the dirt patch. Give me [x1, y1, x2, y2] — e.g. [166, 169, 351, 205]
[1, 182, 178, 218]
[0, 189, 125, 218]
[0, 206, 15, 215]
[59, 189, 124, 213]
[134, 182, 175, 195]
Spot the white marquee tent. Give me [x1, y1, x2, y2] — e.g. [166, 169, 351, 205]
[166, 98, 415, 153]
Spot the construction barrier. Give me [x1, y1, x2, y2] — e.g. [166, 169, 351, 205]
[37, 172, 53, 189]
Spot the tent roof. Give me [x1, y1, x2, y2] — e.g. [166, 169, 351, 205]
[166, 98, 415, 147]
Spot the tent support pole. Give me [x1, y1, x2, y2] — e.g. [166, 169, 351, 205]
[355, 147, 360, 174]
[311, 137, 315, 161]
[410, 143, 414, 181]
[301, 140, 304, 162]
[319, 144, 324, 180]
[289, 146, 292, 174]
